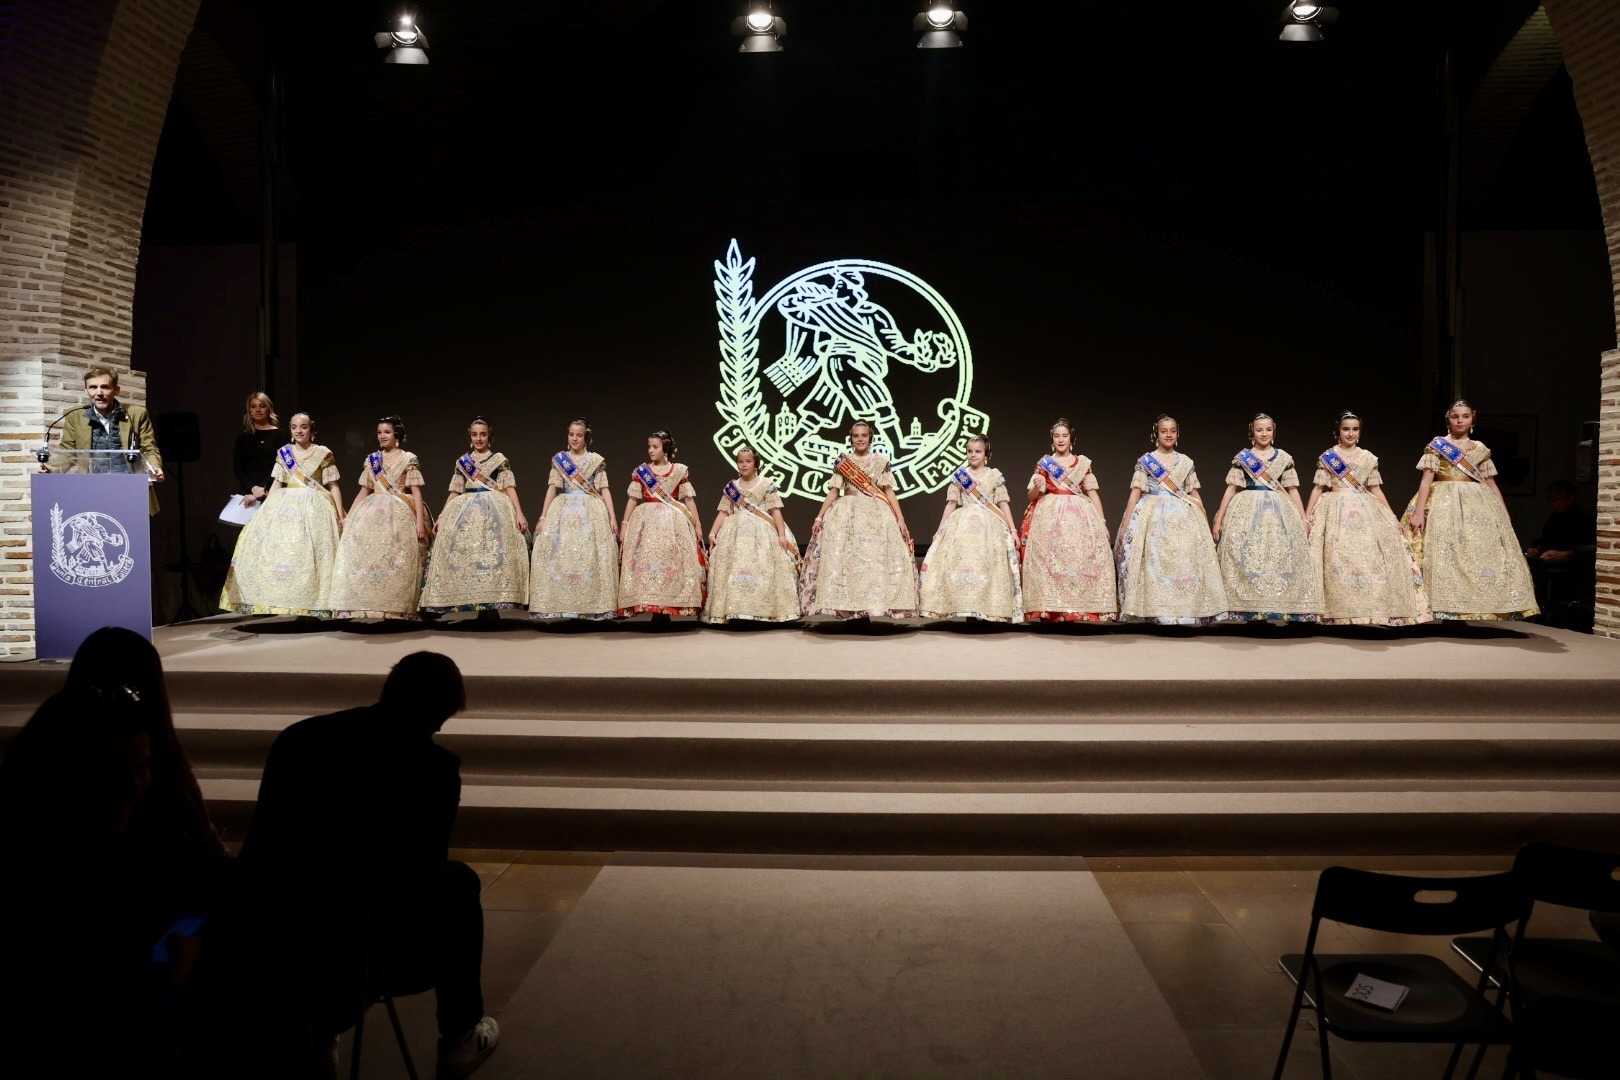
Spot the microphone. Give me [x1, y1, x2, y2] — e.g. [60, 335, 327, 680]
[34, 405, 85, 464]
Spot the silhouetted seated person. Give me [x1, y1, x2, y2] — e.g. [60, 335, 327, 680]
[0, 688, 174, 1075]
[234, 651, 498, 1078]
[1527, 480, 1596, 610]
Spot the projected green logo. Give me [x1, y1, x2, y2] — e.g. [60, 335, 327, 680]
[713, 239, 988, 501]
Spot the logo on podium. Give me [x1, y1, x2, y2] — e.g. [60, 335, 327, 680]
[713, 239, 987, 502]
[49, 504, 134, 588]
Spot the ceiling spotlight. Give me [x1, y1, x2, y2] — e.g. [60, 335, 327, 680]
[1279, 1, 1337, 43]
[732, 3, 786, 54]
[914, 4, 967, 49]
[375, 11, 429, 64]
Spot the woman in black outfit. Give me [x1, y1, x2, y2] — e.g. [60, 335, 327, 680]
[234, 391, 283, 508]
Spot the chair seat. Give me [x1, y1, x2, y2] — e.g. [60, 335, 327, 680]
[1279, 953, 1513, 1044]
[1452, 934, 1620, 1004]
[1591, 911, 1620, 954]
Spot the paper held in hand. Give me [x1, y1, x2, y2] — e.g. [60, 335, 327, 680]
[218, 494, 259, 526]
[1344, 973, 1410, 1011]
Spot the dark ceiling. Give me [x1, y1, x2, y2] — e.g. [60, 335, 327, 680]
[142, 0, 1602, 246]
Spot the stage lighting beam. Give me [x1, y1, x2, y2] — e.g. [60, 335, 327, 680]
[913, 5, 967, 49]
[733, 3, 786, 53]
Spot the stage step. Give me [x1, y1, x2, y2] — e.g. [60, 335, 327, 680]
[195, 778, 1620, 855]
[7, 619, 1620, 855]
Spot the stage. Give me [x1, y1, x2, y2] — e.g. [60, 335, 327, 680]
[4, 615, 1619, 856]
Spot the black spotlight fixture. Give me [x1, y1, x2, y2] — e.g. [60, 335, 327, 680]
[1279, 1, 1338, 42]
[914, 4, 967, 49]
[374, 10, 429, 64]
[732, 2, 786, 54]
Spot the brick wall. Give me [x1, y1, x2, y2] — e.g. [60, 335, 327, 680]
[1544, 0, 1620, 636]
[0, 0, 199, 654]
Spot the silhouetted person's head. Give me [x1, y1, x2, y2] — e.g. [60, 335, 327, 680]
[1547, 479, 1578, 513]
[0, 688, 152, 845]
[67, 626, 173, 723]
[379, 652, 466, 734]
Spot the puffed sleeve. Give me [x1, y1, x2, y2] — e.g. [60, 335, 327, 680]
[357, 459, 375, 490]
[592, 458, 610, 492]
[1185, 468, 1201, 493]
[1077, 458, 1100, 493]
[1278, 452, 1300, 488]
[992, 470, 1010, 504]
[1416, 449, 1444, 472]
[1312, 466, 1332, 489]
[827, 470, 846, 494]
[625, 473, 643, 500]
[676, 465, 695, 501]
[493, 457, 516, 490]
[945, 482, 962, 506]
[316, 450, 339, 485]
[402, 454, 424, 489]
[1129, 464, 1151, 493]
[715, 488, 735, 515]
[1475, 449, 1498, 478]
[547, 463, 567, 490]
[1224, 462, 1245, 488]
[759, 482, 784, 511]
[872, 456, 896, 490]
[447, 468, 466, 495]
[1365, 453, 1384, 488]
[271, 457, 290, 484]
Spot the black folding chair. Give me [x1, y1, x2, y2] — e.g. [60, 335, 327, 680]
[1450, 843, 1620, 1080]
[1273, 867, 1527, 1080]
[345, 918, 419, 1080]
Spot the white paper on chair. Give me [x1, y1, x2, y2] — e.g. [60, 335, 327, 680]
[218, 494, 259, 526]
[1344, 973, 1409, 1011]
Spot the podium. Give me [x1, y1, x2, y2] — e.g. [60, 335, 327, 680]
[31, 450, 154, 659]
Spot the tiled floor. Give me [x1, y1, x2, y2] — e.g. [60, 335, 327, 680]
[341, 851, 1590, 1079]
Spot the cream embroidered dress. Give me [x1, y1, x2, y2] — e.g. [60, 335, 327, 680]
[799, 453, 919, 618]
[1403, 441, 1538, 620]
[1116, 454, 1228, 624]
[1309, 448, 1428, 625]
[1019, 456, 1117, 621]
[1216, 449, 1322, 621]
[617, 462, 704, 616]
[420, 452, 528, 612]
[702, 475, 800, 623]
[919, 467, 1022, 622]
[530, 452, 618, 620]
[220, 443, 341, 616]
[329, 450, 425, 620]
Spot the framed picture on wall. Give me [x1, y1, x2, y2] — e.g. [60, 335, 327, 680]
[1473, 414, 1537, 496]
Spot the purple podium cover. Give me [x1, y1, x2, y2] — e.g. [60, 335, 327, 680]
[31, 472, 152, 659]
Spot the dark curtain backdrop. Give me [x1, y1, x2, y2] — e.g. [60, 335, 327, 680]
[298, 196, 1423, 536]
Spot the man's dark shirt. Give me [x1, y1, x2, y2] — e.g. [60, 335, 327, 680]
[1534, 505, 1596, 552]
[239, 706, 460, 910]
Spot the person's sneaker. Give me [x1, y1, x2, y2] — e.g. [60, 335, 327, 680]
[437, 1016, 499, 1079]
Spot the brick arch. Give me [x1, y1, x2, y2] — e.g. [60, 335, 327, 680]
[0, 0, 202, 654]
[1542, 0, 1620, 635]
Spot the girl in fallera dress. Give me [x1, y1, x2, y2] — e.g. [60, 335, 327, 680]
[530, 418, 619, 621]
[1402, 400, 1538, 621]
[1304, 412, 1430, 626]
[420, 417, 530, 615]
[617, 430, 706, 618]
[702, 445, 800, 624]
[1019, 418, 1118, 622]
[220, 412, 344, 616]
[800, 420, 920, 620]
[919, 434, 1023, 622]
[1114, 415, 1228, 625]
[1210, 414, 1322, 623]
[329, 415, 427, 620]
